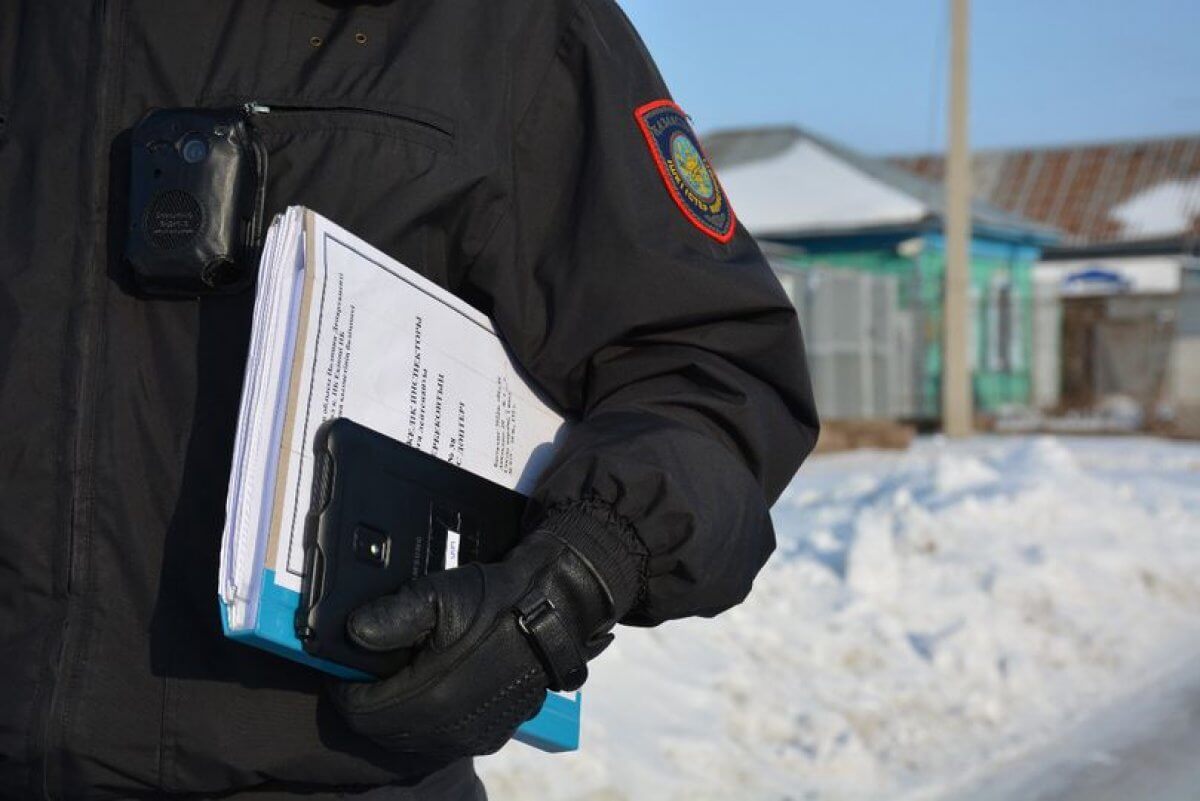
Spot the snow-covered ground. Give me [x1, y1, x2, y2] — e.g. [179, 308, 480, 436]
[479, 435, 1200, 801]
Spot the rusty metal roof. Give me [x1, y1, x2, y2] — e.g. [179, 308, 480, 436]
[890, 135, 1200, 247]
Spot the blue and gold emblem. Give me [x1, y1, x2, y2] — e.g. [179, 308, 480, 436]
[636, 100, 735, 243]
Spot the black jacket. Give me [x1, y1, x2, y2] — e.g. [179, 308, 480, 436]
[0, 1, 818, 798]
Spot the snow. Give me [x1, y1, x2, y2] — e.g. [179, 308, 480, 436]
[1109, 177, 1200, 239]
[719, 138, 928, 236]
[479, 435, 1200, 800]
[945, 650, 1200, 801]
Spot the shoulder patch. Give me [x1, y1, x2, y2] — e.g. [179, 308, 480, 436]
[635, 100, 736, 244]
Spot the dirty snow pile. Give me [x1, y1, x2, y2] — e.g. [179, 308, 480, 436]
[479, 436, 1200, 800]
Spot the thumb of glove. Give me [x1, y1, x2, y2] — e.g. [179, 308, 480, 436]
[346, 580, 438, 653]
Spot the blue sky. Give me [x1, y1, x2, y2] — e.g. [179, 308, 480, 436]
[618, 0, 1200, 155]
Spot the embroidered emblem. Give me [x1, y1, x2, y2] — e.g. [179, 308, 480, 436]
[635, 100, 735, 243]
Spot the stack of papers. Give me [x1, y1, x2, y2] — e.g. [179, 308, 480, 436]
[218, 207, 580, 751]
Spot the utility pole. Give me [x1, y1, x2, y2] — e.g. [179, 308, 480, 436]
[942, 0, 973, 437]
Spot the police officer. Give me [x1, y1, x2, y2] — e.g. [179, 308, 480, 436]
[0, 1, 818, 799]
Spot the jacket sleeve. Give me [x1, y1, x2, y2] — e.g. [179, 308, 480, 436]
[464, 0, 819, 625]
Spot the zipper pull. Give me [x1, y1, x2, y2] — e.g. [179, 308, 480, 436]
[244, 102, 271, 115]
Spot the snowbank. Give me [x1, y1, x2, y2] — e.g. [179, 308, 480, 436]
[479, 436, 1200, 800]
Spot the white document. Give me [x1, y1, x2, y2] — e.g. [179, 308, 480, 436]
[220, 207, 567, 632]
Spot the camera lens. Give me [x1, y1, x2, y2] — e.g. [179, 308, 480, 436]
[352, 525, 390, 567]
[179, 134, 209, 164]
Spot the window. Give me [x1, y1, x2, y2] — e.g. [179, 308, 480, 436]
[986, 275, 1014, 372]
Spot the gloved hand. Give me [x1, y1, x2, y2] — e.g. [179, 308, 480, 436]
[329, 503, 645, 757]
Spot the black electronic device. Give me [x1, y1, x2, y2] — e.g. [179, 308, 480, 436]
[296, 418, 527, 677]
[125, 107, 267, 296]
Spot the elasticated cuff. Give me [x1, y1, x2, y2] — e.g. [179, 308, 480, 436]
[532, 499, 648, 621]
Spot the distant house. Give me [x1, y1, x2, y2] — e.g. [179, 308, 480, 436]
[706, 126, 1056, 420]
[894, 136, 1200, 424]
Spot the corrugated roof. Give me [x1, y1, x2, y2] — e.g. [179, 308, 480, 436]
[890, 135, 1200, 246]
[705, 126, 1055, 242]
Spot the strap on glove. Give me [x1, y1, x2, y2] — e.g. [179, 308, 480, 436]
[330, 502, 644, 757]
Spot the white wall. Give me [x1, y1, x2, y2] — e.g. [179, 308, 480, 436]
[1035, 255, 1184, 297]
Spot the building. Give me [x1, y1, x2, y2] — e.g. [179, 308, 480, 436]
[706, 126, 1057, 420]
[894, 135, 1200, 427]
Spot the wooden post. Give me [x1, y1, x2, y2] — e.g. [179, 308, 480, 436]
[943, 0, 973, 436]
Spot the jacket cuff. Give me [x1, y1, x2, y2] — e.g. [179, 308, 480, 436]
[531, 499, 648, 621]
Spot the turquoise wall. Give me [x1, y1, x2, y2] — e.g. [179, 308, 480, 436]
[776, 232, 1040, 418]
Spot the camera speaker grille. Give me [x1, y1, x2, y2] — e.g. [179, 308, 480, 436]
[144, 189, 203, 250]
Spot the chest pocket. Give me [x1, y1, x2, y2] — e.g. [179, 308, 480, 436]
[233, 99, 457, 278]
[186, 3, 496, 292]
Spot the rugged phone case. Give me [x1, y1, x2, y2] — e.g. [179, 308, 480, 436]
[296, 417, 526, 677]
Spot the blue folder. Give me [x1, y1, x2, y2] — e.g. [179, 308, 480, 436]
[221, 568, 581, 753]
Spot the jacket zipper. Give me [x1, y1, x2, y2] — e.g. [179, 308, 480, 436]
[41, 0, 119, 797]
[242, 100, 454, 141]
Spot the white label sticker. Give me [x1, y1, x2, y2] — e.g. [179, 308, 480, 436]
[444, 529, 461, 570]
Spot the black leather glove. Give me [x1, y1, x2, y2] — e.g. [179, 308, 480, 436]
[329, 503, 645, 757]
